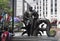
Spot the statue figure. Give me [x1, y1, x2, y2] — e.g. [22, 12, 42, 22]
[22, 7, 38, 36]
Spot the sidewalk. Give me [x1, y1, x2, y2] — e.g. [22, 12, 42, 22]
[56, 31, 60, 41]
[11, 31, 60, 41]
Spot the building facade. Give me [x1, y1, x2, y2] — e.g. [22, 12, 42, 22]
[25, 0, 60, 28]
[24, 0, 58, 21]
[31, 0, 57, 21]
[16, 0, 60, 28]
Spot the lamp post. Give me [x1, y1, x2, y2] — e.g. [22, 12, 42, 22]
[12, 0, 14, 33]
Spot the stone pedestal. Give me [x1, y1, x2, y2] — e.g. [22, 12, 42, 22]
[11, 36, 58, 41]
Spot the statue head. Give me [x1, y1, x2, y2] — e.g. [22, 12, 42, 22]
[29, 7, 33, 11]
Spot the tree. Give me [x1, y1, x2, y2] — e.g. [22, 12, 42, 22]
[0, 0, 9, 9]
[0, 0, 13, 27]
[0, 0, 10, 14]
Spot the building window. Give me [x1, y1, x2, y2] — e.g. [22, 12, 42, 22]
[51, 9, 53, 15]
[46, 12, 47, 16]
[55, 0, 57, 2]
[55, 9, 57, 12]
[43, 0, 44, 12]
[55, 7, 57, 9]
[37, 10, 38, 13]
[34, 6, 36, 9]
[43, 8, 44, 10]
[55, 12, 57, 14]
[51, 0, 53, 15]
[43, 3, 45, 6]
[40, 0, 41, 8]
[51, 7, 53, 9]
[43, 0, 44, 2]
[55, 1, 57, 4]
[55, 0, 57, 7]
[46, 0, 47, 1]
[43, 11, 44, 14]
[40, 6, 41, 9]
[51, 9, 53, 12]
[33, 0, 35, 1]
[40, 0, 41, 3]
[46, 12, 47, 14]
[51, 12, 53, 15]
[40, 14, 41, 16]
[51, 0, 53, 2]
[55, 3, 57, 6]
[40, 10, 41, 11]
[51, 4, 53, 7]
[46, 0, 48, 4]
[43, 0, 45, 6]
[55, 0, 57, 14]
[46, 8, 47, 10]
[55, 11, 57, 14]
[51, 0, 53, 6]
[46, 0, 47, 15]
[37, 6, 39, 9]
[37, 2, 38, 5]
[43, 0, 45, 4]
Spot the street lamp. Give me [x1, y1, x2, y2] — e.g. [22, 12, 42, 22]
[12, 0, 14, 33]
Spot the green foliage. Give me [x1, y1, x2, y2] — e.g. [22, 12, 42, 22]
[4, 8, 13, 13]
[0, 0, 9, 9]
[14, 22, 23, 27]
[0, 0, 12, 14]
[49, 30, 56, 35]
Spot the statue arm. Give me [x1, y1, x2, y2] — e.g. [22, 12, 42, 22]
[32, 12, 38, 19]
[23, 12, 29, 20]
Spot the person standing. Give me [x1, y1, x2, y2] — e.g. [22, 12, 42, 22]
[1, 27, 9, 41]
[0, 28, 2, 41]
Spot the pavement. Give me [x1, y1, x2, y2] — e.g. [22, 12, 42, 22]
[12, 36, 57, 41]
[10, 31, 60, 41]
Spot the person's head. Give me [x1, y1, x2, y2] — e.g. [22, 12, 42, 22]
[29, 7, 33, 11]
[4, 27, 8, 31]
